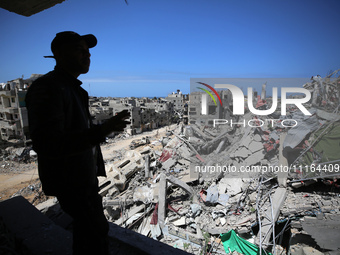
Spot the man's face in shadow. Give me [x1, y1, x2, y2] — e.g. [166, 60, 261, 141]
[55, 40, 91, 77]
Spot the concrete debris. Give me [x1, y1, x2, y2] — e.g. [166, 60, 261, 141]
[133, 186, 155, 204]
[244, 149, 265, 166]
[129, 136, 150, 149]
[172, 217, 186, 226]
[301, 215, 340, 251]
[217, 193, 230, 206]
[190, 204, 201, 217]
[0, 146, 37, 164]
[248, 140, 263, 153]
[218, 177, 243, 196]
[290, 246, 324, 255]
[25, 71, 340, 254]
[256, 187, 287, 248]
[283, 114, 321, 152]
[206, 184, 219, 203]
[234, 147, 251, 158]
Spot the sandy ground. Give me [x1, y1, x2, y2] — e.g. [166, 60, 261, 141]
[0, 124, 176, 202]
[101, 125, 174, 160]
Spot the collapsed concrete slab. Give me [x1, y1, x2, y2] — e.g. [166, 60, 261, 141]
[301, 215, 340, 252]
[248, 140, 263, 153]
[244, 149, 265, 166]
[218, 177, 244, 196]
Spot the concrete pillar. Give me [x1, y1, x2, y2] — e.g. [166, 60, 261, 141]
[278, 133, 288, 187]
[145, 155, 150, 178]
[158, 173, 167, 229]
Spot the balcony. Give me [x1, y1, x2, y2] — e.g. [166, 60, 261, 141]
[0, 90, 15, 97]
[0, 120, 17, 130]
[0, 107, 19, 114]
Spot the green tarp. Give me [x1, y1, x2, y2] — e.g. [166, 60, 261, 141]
[220, 230, 272, 255]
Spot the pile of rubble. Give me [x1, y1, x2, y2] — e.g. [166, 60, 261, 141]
[0, 144, 36, 161]
[34, 72, 340, 254]
[0, 146, 37, 174]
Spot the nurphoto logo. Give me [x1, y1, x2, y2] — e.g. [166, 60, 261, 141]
[199, 83, 311, 116]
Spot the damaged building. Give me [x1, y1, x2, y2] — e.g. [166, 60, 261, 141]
[90, 96, 177, 135]
[165, 89, 190, 124]
[89, 72, 339, 254]
[0, 74, 41, 143]
[1, 71, 340, 255]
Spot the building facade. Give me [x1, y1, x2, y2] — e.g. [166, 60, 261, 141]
[0, 74, 41, 142]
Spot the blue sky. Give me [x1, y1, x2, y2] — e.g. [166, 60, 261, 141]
[0, 0, 339, 97]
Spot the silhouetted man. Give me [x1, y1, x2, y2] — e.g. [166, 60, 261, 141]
[26, 31, 130, 255]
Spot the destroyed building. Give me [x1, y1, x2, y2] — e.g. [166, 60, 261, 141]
[0, 74, 42, 143]
[86, 72, 339, 254]
[165, 89, 189, 121]
[90, 96, 176, 135]
[165, 89, 186, 111]
[189, 89, 232, 126]
[1, 71, 340, 255]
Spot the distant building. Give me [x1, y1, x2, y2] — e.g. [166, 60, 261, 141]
[89, 96, 175, 136]
[165, 89, 184, 111]
[165, 89, 189, 123]
[0, 74, 42, 142]
[188, 90, 231, 126]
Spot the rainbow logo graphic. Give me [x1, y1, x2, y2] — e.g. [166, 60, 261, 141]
[196, 82, 222, 115]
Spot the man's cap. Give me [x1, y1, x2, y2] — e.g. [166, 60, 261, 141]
[44, 31, 97, 58]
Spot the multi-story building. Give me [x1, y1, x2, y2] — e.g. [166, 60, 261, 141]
[0, 74, 42, 142]
[165, 89, 184, 111]
[188, 90, 231, 126]
[165, 89, 189, 123]
[89, 96, 176, 135]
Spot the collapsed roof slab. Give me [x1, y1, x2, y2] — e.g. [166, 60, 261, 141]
[301, 215, 340, 251]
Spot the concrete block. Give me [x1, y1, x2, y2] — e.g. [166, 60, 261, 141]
[234, 147, 251, 158]
[172, 217, 186, 226]
[162, 158, 176, 170]
[244, 150, 264, 166]
[35, 198, 57, 212]
[218, 177, 243, 196]
[253, 134, 262, 142]
[248, 141, 263, 153]
[240, 135, 252, 147]
[206, 227, 228, 235]
[322, 200, 332, 206]
[220, 218, 226, 226]
[121, 162, 141, 178]
[115, 204, 145, 226]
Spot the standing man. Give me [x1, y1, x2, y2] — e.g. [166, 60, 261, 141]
[25, 31, 130, 255]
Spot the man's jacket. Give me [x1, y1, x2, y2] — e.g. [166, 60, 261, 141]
[25, 66, 106, 196]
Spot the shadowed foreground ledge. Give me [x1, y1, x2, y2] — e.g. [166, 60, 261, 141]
[0, 196, 191, 255]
